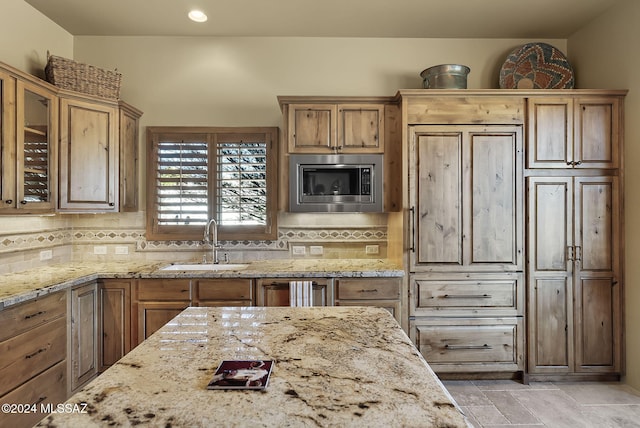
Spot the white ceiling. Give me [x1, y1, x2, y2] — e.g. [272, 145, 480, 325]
[24, 0, 620, 38]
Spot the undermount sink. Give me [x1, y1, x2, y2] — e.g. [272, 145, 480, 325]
[160, 263, 249, 271]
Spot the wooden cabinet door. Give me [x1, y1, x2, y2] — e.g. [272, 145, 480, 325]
[59, 97, 118, 211]
[573, 97, 620, 169]
[527, 177, 574, 373]
[136, 302, 189, 344]
[337, 104, 384, 152]
[70, 282, 98, 391]
[527, 97, 620, 169]
[410, 125, 523, 272]
[98, 280, 131, 372]
[287, 104, 337, 152]
[573, 176, 621, 373]
[0, 70, 17, 210]
[118, 102, 142, 212]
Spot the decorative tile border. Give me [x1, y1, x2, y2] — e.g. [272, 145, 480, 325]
[0, 225, 387, 254]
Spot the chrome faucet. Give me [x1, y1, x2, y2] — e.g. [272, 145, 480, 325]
[203, 218, 220, 264]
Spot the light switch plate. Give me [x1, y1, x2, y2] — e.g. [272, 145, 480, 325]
[365, 245, 379, 255]
[93, 246, 108, 255]
[115, 246, 129, 255]
[40, 250, 53, 260]
[292, 245, 306, 256]
[309, 246, 323, 256]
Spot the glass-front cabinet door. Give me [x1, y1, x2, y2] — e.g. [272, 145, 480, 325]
[15, 80, 57, 212]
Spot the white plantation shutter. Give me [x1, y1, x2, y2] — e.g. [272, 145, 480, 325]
[147, 127, 277, 241]
[156, 138, 209, 226]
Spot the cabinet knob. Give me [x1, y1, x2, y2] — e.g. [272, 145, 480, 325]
[5, 199, 12, 204]
[20, 200, 27, 205]
[109, 202, 115, 206]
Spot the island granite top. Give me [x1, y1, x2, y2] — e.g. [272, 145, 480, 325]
[0, 259, 403, 309]
[36, 306, 469, 428]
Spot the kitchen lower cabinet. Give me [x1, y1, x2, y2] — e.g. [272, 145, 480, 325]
[193, 278, 253, 307]
[335, 278, 403, 328]
[98, 279, 132, 372]
[409, 272, 525, 376]
[133, 279, 191, 345]
[0, 292, 67, 428]
[411, 317, 524, 374]
[256, 278, 333, 306]
[69, 282, 98, 392]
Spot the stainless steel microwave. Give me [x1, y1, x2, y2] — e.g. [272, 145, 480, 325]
[289, 154, 383, 212]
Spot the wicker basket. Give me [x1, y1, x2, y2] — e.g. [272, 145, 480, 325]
[45, 54, 121, 100]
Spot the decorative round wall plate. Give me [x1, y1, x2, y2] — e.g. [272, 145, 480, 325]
[499, 42, 574, 89]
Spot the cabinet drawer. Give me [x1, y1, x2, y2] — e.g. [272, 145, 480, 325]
[0, 316, 66, 396]
[0, 360, 67, 428]
[136, 279, 191, 301]
[416, 279, 516, 309]
[411, 318, 524, 372]
[195, 279, 253, 301]
[0, 292, 66, 342]
[337, 278, 400, 300]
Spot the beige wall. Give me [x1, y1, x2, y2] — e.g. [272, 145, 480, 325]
[0, 0, 72, 76]
[568, 0, 640, 390]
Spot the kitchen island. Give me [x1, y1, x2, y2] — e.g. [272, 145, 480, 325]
[36, 306, 468, 427]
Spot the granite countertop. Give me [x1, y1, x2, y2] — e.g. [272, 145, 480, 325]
[36, 306, 469, 428]
[0, 259, 404, 309]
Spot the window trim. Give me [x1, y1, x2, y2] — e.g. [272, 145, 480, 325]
[145, 126, 278, 242]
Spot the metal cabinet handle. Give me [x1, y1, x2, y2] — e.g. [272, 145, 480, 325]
[25, 348, 47, 359]
[409, 206, 416, 252]
[445, 344, 492, 350]
[443, 294, 492, 299]
[567, 246, 574, 261]
[24, 310, 46, 320]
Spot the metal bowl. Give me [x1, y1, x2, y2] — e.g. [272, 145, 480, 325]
[420, 64, 470, 89]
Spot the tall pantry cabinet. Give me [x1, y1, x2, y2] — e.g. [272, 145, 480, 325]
[526, 96, 623, 379]
[396, 90, 626, 381]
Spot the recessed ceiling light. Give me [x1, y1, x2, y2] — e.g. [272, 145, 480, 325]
[188, 10, 208, 23]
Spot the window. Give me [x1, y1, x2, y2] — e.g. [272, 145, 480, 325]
[146, 127, 278, 241]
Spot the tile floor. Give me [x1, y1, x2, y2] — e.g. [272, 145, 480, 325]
[442, 380, 640, 428]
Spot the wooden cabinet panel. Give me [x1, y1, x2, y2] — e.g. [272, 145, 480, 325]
[288, 104, 336, 152]
[0, 291, 66, 342]
[118, 102, 143, 212]
[410, 125, 523, 272]
[98, 280, 131, 371]
[136, 279, 191, 301]
[136, 302, 189, 343]
[411, 318, 524, 372]
[336, 278, 400, 300]
[70, 282, 98, 391]
[0, 360, 67, 428]
[194, 279, 252, 302]
[59, 96, 118, 211]
[337, 104, 384, 152]
[412, 275, 521, 315]
[527, 96, 620, 169]
[0, 316, 66, 397]
[527, 176, 621, 375]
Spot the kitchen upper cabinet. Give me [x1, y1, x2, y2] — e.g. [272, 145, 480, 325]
[527, 176, 621, 375]
[279, 98, 387, 154]
[58, 94, 118, 211]
[69, 282, 98, 392]
[409, 125, 523, 273]
[527, 96, 621, 169]
[0, 68, 58, 214]
[118, 102, 143, 212]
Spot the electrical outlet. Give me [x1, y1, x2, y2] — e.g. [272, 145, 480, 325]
[115, 246, 129, 255]
[292, 245, 306, 256]
[309, 245, 323, 256]
[93, 246, 108, 255]
[365, 245, 379, 255]
[40, 250, 53, 261]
